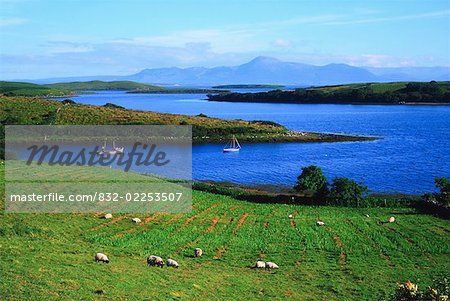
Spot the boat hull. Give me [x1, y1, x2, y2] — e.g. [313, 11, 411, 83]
[223, 148, 240, 152]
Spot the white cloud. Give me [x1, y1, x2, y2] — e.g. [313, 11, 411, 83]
[272, 39, 293, 48]
[0, 17, 27, 26]
[322, 9, 450, 25]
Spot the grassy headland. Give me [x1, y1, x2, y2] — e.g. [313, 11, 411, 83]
[208, 81, 450, 104]
[0, 162, 449, 300]
[0, 96, 374, 143]
[0, 81, 73, 97]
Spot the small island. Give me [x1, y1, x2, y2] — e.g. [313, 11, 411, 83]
[208, 81, 450, 104]
[211, 84, 285, 89]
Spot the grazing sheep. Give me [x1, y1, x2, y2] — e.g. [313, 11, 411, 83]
[388, 216, 395, 223]
[254, 260, 266, 269]
[103, 213, 113, 219]
[288, 214, 293, 219]
[147, 255, 164, 268]
[364, 214, 370, 218]
[95, 253, 109, 263]
[194, 248, 203, 257]
[166, 259, 179, 268]
[265, 262, 279, 269]
[131, 217, 141, 223]
[316, 220, 325, 226]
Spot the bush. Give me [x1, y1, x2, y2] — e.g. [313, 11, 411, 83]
[435, 177, 450, 207]
[389, 279, 449, 301]
[294, 165, 329, 200]
[329, 177, 368, 207]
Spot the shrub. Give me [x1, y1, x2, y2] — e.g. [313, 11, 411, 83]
[389, 279, 449, 301]
[435, 177, 450, 207]
[294, 165, 329, 200]
[329, 177, 368, 207]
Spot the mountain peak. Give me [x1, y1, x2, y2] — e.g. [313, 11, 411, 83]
[248, 56, 281, 64]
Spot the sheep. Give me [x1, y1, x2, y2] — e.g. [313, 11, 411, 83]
[388, 216, 395, 223]
[194, 248, 203, 257]
[147, 255, 164, 268]
[265, 262, 279, 269]
[166, 259, 179, 268]
[95, 253, 109, 263]
[364, 214, 370, 218]
[253, 260, 266, 269]
[316, 213, 325, 226]
[103, 213, 113, 219]
[131, 217, 141, 223]
[288, 214, 293, 219]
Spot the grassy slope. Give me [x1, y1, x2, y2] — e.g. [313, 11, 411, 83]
[0, 96, 373, 143]
[0, 81, 72, 97]
[0, 162, 449, 300]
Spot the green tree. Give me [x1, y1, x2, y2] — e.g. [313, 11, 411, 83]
[434, 177, 450, 206]
[294, 165, 329, 199]
[329, 177, 368, 207]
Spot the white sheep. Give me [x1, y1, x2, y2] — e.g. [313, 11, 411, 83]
[166, 259, 179, 268]
[288, 214, 293, 219]
[254, 260, 266, 269]
[364, 214, 370, 218]
[388, 216, 395, 223]
[103, 213, 113, 219]
[95, 253, 109, 263]
[316, 220, 325, 226]
[147, 255, 164, 268]
[265, 262, 279, 269]
[194, 248, 203, 257]
[131, 217, 141, 223]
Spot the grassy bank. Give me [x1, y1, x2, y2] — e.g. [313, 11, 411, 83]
[0, 96, 374, 143]
[0, 162, 449, 300]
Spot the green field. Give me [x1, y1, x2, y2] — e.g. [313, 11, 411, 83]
[0, 162, 449, 300]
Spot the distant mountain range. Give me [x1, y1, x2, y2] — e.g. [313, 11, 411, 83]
[29, 56, 450, 86]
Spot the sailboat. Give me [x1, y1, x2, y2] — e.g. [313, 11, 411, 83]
[223, 136, 241, 152]
[97, 140, 124, 156]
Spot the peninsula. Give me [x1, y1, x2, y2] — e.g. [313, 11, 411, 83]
[0, 96, 375, 144]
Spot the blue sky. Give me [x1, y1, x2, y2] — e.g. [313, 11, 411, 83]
[0, 0, 449, 79]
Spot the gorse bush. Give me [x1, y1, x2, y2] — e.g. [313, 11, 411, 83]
[389, 279, 449, 301]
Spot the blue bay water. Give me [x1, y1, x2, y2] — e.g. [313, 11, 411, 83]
[56, 91, 450, 194]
